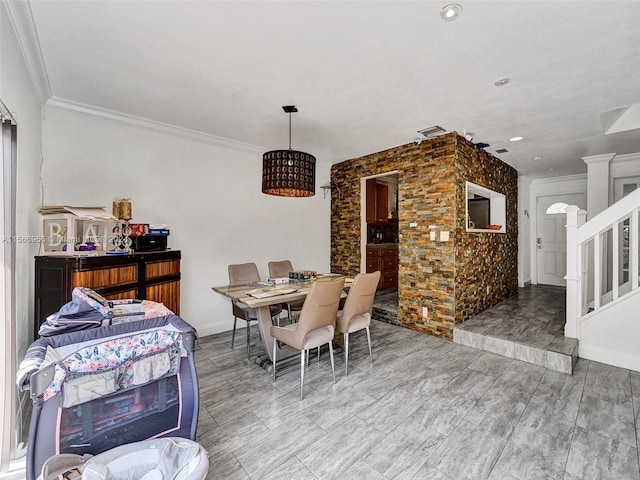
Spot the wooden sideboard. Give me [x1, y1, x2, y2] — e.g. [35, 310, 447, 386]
[365, 245, 398, 291]
[34, 250, 181, 337]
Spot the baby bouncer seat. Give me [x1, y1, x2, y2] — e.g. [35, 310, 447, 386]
[37, 437, 208, 480]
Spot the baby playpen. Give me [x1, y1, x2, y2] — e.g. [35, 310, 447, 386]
[18, 288, 200, 480]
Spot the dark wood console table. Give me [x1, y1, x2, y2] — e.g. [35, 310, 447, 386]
[34, 250, 181, 338]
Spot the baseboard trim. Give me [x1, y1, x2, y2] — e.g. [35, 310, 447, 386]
[196, 321, 233, 338]
[579, 344, 640, 372]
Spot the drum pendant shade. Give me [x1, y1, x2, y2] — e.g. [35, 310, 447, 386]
[262, 106, 316, 197]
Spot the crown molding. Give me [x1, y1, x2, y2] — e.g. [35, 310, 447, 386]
[46, 97, 333, 166]
[530, 173, 587, 186]
[46, 96, 267, 153]
[582, 153, 616, 165]
[611, 152, 640, 165]
[3, 0, 52, 104]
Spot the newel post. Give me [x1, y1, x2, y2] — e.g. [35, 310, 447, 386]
[565, 206, 586, 338]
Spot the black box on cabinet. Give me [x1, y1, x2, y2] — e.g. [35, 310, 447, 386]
[131, 235, 167, 252]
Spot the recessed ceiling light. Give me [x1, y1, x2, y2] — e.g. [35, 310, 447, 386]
[440, 4, 462, 21]
[510, 136, 523, 142]
[494, 78, 510, 87]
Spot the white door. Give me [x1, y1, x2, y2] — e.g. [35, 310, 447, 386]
[536, 193, 584, 286]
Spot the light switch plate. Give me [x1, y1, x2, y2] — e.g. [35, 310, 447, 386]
[440, 231, 450, 241]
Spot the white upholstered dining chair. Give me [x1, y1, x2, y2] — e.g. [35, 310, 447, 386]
[335, 271, 380, 376]
[228, 262, 282, 359]
[268, 260, 304, 323]
[270, 276, 345, 400]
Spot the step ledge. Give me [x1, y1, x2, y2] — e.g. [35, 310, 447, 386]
[453, 327, 575, 375]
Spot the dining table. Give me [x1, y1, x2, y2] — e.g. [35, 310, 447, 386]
[211, 274, 351, 363]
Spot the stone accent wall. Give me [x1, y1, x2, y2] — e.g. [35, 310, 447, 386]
[454, 137, 519, 323]
[330, 132, 518, 339]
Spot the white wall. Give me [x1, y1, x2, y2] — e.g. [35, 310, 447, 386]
[41, 103, 332, 336]
[1, 2, 43, 364]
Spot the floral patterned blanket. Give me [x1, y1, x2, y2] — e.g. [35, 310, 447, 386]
[44, 328, 187, 406]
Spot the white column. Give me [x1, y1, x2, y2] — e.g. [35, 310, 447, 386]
[578, 209, 588, 323]
[565, 206, 587, 338]
[518, 176, 531, 287]
[583, 153, 615, 217]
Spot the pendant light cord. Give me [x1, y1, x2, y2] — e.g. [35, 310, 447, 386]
[288, 112, 292, 150]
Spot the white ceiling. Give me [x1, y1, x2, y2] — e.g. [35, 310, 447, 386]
[23, 1, 640, 178]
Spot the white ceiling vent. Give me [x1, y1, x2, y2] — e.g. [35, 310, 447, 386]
[417, 125, 446, 138]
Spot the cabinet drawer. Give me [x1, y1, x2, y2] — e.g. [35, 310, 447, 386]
[381, 257, 398, 272]
[72, 265, 137, 289]
[380, 274, 398, 290]
[104, 289, 139, 300]
[146, 259, 180, 279]
[367, 247, 398, 257]
[366, 259, 380, 273]
[147, 280, 180, 315]
[380, 248, 398, 257]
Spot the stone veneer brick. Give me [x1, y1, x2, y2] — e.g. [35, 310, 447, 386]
[330, 132, 518, 339]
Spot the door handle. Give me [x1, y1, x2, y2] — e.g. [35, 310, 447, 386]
[537, 237, 542, 249]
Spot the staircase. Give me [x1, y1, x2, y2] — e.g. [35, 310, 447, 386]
[565, 187, 640, 371]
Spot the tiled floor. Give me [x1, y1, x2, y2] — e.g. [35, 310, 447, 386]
[196, 317, 640, 480]
[454, 285, 579, 374]
[371, 284, 578, 374]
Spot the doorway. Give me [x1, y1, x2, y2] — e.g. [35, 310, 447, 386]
[1, 109, 18, 474]
[360, 172, 399, 322]
[535, 193, 584, 286]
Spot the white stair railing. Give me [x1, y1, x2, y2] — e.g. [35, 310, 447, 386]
[565, 187, 640, 339]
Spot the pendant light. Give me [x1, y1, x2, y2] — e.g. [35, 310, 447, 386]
[262, 105, 316, 197]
